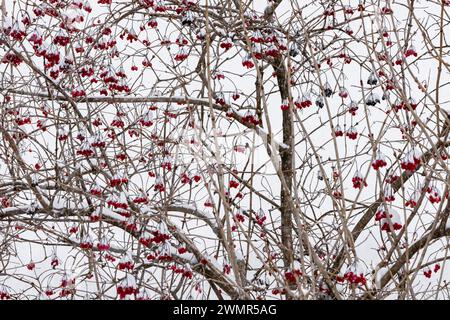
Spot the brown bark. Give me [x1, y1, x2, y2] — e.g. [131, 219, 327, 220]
[273, 56, 294, 269]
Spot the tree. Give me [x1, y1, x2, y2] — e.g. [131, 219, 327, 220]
[0, 0, 450, 300]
